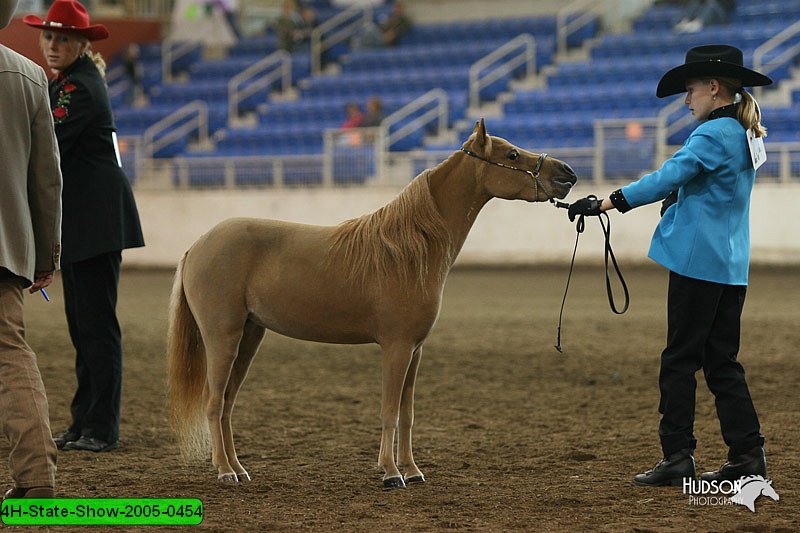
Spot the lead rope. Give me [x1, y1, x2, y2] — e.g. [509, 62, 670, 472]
[553, 205, 629, 353]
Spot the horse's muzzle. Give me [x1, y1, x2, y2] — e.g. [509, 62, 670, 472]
[553, 162, 578, 197]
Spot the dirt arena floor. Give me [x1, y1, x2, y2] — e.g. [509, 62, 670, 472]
[4, 264, 798, 531]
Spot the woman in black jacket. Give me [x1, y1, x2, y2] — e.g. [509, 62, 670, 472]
[25, 0, 144, 453]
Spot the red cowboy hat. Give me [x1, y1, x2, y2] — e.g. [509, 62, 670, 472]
[23, 0, 109, 41]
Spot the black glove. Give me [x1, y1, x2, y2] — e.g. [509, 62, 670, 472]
[660, 190, 678, 217]
[568, 195, 603, 222]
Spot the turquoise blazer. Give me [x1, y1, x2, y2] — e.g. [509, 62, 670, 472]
[620, 116, 755, 286]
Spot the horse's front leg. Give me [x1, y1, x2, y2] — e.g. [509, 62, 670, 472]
[398, 346, 425, 484]
[378, 342, 415, 489]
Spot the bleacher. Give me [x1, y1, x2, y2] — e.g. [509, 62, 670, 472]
[111, 0, 800, 187]
[470, 3, 799, 140]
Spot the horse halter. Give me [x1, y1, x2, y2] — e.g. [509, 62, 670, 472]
[460, 147, 555, 201]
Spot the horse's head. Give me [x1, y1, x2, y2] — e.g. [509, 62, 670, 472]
[761, 479, 780, 501]
[462, 118, 578, 202]
[731, 476, 780, 512]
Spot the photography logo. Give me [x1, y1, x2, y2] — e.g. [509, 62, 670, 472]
[683, 475, 779, 512]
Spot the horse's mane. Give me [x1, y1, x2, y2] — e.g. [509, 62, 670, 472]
[737, 475, 767, 486]
[328, 166, 455, 288]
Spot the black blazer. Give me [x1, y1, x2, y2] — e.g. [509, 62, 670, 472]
[49, 54, 144, 266]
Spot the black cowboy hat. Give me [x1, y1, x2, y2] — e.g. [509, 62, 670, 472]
[656, 44, 772, 98]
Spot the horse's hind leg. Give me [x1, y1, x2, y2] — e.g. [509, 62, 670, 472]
[398, 346, 424, 484]
[204, 329, 248, 482]
[221, 318, 266, 482]
[378, 342, 415, 489]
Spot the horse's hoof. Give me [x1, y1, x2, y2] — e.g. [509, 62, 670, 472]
[383, 476, 406, 490]
[236, 472, 251, 482]
[218, 473, 239, 483]
[405, 474, 425, 484]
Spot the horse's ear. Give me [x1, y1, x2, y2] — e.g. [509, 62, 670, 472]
[474, 118, 489, 150]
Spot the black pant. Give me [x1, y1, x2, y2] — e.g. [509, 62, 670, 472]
[61, 251, 122, 444]
[658, 271, 764, 459]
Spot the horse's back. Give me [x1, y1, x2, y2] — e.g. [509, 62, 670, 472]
[195, 217, 329, 250]
[186, 217, 331, 269]
[181, 217, 381, 343]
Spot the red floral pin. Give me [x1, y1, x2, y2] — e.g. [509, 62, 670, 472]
[52, 77, 76, 124]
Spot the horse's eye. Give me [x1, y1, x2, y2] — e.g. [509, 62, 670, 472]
[508, 150, 519, 161]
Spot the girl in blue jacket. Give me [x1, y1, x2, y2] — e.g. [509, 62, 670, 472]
[570, 45, 772, 487]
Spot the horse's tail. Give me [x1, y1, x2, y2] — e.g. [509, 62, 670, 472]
[167, 251, 209, 460]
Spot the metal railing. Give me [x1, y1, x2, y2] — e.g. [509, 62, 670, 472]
[469, 34, 536, 110]
[376, 88, 449, 180]
[134, 139, 800, 190]
[761, 142, 800, 183]
[556, 0, 605, 56]
[228, 50, 291, 124]
[118, 0, 174, 19]
[171, 154, 325, 189]
[321, 128, 379, 186]
[161, 40, 199, 84]
[593, 117, 659, 183]
[556, 0, 656, 55]
[142, 100, 209, 159]
[753, 20, 800, 100]
[106, 63, 128, 102]
[310, 5, 373, 75]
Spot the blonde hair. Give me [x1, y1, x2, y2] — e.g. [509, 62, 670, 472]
[714, 76, 767, 138]
[85, 48, 107, 78]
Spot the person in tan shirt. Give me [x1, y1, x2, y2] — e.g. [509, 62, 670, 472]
[0, 0, 63, 500]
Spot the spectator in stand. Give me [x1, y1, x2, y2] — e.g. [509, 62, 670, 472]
[0, 0, 62, 502]
[122, 43, 142, 106]
[379, 1, 411, 46]
[361, 96, 385, 127]
[674, 0, 736, 33]
[359, 96, 384, 143]
[341, 101, 364, 129]
[294, 4, 318, 46]
[339, 102, 364, 146]
[354, 1, 412, 49]
[275, 0, 302, 52]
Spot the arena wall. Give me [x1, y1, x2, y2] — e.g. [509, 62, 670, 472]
[124, 183, 800, 268]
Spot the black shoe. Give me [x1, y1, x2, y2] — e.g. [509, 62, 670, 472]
[700, 446, 767, 482]
[53, 430, 80, 450]
[633, 448, 695, 487]
[62, 436, 119, 453]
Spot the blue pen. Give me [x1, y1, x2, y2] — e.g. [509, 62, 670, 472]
[40, 288, 50, 302]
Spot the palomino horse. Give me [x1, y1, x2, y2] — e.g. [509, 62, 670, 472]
[167, 119, 577, 489]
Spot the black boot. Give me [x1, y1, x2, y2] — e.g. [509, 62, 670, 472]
[53, 430, 80, 450]
[633, 448, 695, 487]
[700, 446, 767, 482]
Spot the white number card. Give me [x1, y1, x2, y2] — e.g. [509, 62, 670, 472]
[112, 131, 123, 168]
[746, 128, 766, 170]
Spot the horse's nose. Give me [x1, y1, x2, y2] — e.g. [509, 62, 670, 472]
[561, 162, 578, 184]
